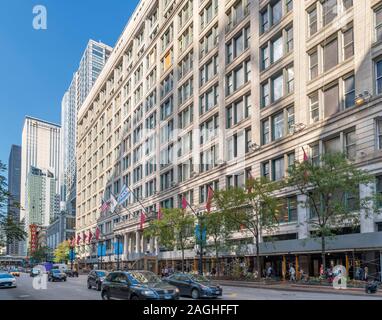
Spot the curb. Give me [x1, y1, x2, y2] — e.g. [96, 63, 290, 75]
[214, 281, 382, 298]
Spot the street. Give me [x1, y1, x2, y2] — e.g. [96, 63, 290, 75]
[0, 273, 381, 300]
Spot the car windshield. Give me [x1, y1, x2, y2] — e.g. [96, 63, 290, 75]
[0, 274, 13, 279]
[128, 271, 161, 285]
[96, 271, 106, 277]
[190, 274, 209, 282]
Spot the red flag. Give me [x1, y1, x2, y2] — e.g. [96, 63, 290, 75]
[247, 170, 254, 193]
[88, 230, 93, 243]
[206, 186, 214, 213]
[83, 232, 87, 244]
[76, 234, 81, 245]
[157, 206, 162, 220]
[302, 147, 309, 162]
[140, 212, 146, 230]
[95, 227, 101, 240]
[181, 196, 188, 210]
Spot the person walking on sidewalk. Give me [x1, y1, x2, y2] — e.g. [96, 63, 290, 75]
[289, 264, 296, 282]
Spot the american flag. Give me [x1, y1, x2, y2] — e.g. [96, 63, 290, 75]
[100, 199, 111, 213]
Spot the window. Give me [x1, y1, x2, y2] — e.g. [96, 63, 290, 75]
[343, 0, 352, 10]
[226, 26, 250, 64]
[308, 6, 318, 36]
[262, 162, 270, 180]
[160, 97, 173, 120]
[344, 75, 355, 109]
[272, 74, 283, 102]
[310, 92, 320, 123]
[277, 196, 297, 223]
[272, 157, 284, 181]
[272, 112, 284, 141]
[377, 119, 382, 150]
[200, 84, 219, 115]
[261, 9, 269, 34]
[200, 56, 218, 86]
[200, 0, 218, 30]
[376, 176, 382, 207]
[286, 26, 294, 53]
[200, 25, 218, 58]
[200, 115, 219, 144]
[261, 82, 270, 108]
[178, 104, 193, 129]
[271, 1, 282, 26]
[199, 145, 218, 172]
[309, 50, 319, 80]
[311, 144, 320, 166]
[261, 45, 270, 70]
[178, 51, 193, 80]
[375, 7, 382, 42]
[343, 27, 354, 60]
[345, 130, 356, 160]
[324, 136, 341, 154]
[262, 119, 270, 145]
[323, 38, 338, 72]
[323, 0, 337, 26]
[376, 59, 382, 95]
[161, 25, 173, 51]
[226, 94, 251, 128]
[286, 66, 294, 94]
[324, 84, 339, 118]
[272, 36, 283, 63]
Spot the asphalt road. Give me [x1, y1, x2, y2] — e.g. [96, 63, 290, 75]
[0, 273, 381, 300]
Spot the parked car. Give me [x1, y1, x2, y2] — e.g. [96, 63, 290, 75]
[164, 273, 222, 299]
[87, 270, 108, 291]
[101, 270, 180, 300]
[64, 269, 79, 277]
[30, 268, 41, 277]
[0, 273, 17, 288]
[48, 269, 67, 282]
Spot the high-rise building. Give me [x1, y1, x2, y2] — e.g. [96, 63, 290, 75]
[60, 40, 112, 216]
[75, 0, 382, 276]
[7, 145, 21, 256]
[20, 117, 60, 256]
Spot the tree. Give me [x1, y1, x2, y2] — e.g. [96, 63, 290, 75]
[0, 161, 26, 247]
[287, 152, 379, 271]
[145, 208, 195, 272]
[203, 210, 232, 276]
[54, 241, 70, 263]
[30, 245, 50, 263]
[214, 178, 280, 280]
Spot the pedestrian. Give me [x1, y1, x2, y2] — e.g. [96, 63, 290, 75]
[164, 266, 169, 277]
[267, 265, 273, 279]
[364, 266, 369, 282]
[289, 264, 296, 282]
[211, 267, 216, 276]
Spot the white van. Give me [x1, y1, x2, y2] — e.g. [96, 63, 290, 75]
[52, 264, 68, 272]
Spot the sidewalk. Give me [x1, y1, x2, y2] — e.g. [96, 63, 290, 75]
[214, 279, 382, 297]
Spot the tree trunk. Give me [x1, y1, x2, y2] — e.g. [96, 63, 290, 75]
[215, 245, 219, 277]
[256, 239, 261, 281]
[181, 249, 185, 272]
[321, 235, 326, 275]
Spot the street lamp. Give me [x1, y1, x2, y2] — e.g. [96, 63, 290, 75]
[115, 234, 123, 271]
[196, 212, 206, 276]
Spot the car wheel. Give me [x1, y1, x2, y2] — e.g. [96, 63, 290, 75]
[191, 289, 200, 300]
[101, 290, 110, 300]
[87, 281, 92, 289]
[64, 278, 67, 282]
[97, 283, 101, 291]
[130, 295, 139, 300]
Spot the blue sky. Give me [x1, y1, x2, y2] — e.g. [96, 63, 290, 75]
[0, 0, 139, 168]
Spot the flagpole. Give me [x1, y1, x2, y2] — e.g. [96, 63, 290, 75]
[126, 185, 150, 217]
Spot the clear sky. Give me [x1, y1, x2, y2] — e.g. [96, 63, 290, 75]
[0, 0, 139, 169]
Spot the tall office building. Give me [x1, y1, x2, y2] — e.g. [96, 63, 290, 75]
[20, 117, 60, 255]
[6, 145, 21, 256]
[60, 40, 112, 216]
[76, 0, 382, 276]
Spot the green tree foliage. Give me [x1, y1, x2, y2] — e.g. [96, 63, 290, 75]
[287, 152, 379, 269]
[0, 161, 26, 248]
[145, 208, 195, 272]
[53, 241, 70, 263]
[214, 178, 281, 279]
[30, 246, 50, 263]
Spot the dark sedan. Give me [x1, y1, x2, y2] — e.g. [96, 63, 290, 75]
[101, 270, 180, 300]
[164, 273, 222, 299]
[48, 269, 67, 282]
[87, 270, 108, 291]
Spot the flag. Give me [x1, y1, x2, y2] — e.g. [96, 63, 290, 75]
[110, 194, 118, 213]
[83, 232, 87, 244]
[95, 227, 101, 240]
[88, 230, 93, 244]
[157, 206, 163, 220]
[71, 237, 76, 247]
[140, 212, 146, 230]
[117, 185, 130, 205]
[181, 196, 188, 210]
[247, 170, 255, 193]
[76, 234, 81, 245]
[302, 147, 309, 162]
[206, 186, 214, 213]
[100, 199, 111, 213]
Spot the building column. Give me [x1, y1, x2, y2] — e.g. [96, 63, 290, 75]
[360, 183, 375, 233]
[149, 237, 155, 254]
[135, 231, 141, 254]
[297, 194, 309, 239]
[141, 234, 147, 254]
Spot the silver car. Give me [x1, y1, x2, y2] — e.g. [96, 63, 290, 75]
[0, 273, 17, 288]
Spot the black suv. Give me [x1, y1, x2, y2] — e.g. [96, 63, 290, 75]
[87, 270, 107, 291]
[48, 269, 67, 282]
[101, 270, 180, 300]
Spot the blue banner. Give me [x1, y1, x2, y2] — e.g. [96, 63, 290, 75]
[195, 224, 207, 244]
[113, 242, 124, 255]
[69, 250, 76, 261]
[97, 243, 106, 257]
